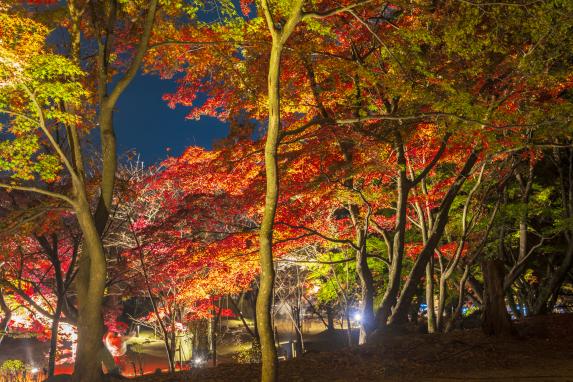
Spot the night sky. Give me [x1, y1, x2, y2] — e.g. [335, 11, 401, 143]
[113, 73, 229, 166]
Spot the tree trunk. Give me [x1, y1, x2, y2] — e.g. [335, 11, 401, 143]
[256, 41, 282, 382]
[191, 319, 209, 363]
[481, 259, 514, 336]
[212, 315, 217, 367]
[345, 309, 352, 347]
[389, 150, 479, 326]
[0, 290, 11, 346]
[292, 306, 303, 357]
[445, 265, 470, 333]
[73, 197, 107, 382]
[531, 239, 573, 314]
[425, 260, 437, 333]
[326, 305, 335, 333]
[377, 135, 409, 327]
[48, 299, 64, 377]
[257, 1, 305, 378]
[436, 274, 448, 331]
[356, 245, 375, 344]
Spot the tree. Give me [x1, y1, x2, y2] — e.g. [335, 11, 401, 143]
[0, 10, 110, 381]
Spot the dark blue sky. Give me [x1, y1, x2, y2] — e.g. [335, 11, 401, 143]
[113, 73, 229, 165]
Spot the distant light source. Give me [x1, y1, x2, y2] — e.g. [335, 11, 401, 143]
[353, 312, 362, 322]
[30, 368, 39, 374]
[194, 358, 203, 365]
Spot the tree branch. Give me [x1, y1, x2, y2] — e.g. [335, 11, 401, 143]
[107, 0, 159, 107]
[301, 0, 374, 20]
[0, 183, 75, 206]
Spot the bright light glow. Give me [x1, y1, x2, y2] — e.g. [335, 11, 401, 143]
[194, 358, 203, 365]
[353, 312, 362, 322]
[30, 368, 39, 374]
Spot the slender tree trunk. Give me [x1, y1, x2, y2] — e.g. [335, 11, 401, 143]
[356, 244, 375, 344]
[425, 260, 437, 333]
[257, 1, 306, 378]
[445, 265, 470, 332]
[345, 309, 352, 347]
[532, 238, 573, 314]
[169, 329, 176, 372]
[48, 299, 64, 377]
[377, 134, 409, 327]
[292, 306, 303, 357]
[436, 274, 448, 331]
[230, 296, 258, 340]
[389, 151, 479, 326]
[256, 41, 282, 382]
[0, 290, 11, 346]
[212, 311, 218, 367]
[532, 149, 573, 314]
[326, 305, 335, 333]
[192, 319, 209, 363]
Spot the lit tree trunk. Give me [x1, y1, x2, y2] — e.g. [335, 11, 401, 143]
[445, 265, 470, 332]
[73, 195, 108, 382]
[257, 1, 304, 379]
[192, 319, 209, 363]
[347, 202, 375, 344]
[377, 132, 409, 327]
[356, 244, 375, 343]
[516, 163, 533, 267]
[436, 263, 448, 331]
[425, 259, 437, 333]
[48, 298, 64, 377]
[256, 39, 282, 382]
[0, 290, 11, 346]
[70, 1, 158, 378]
[169, 327, 176, 372]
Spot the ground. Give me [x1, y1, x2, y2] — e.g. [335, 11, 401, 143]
[2, 315, 573, 381]
[115, 314, 573, 381]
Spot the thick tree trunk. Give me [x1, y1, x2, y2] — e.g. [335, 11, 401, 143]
[481, 259, 514, 336]
[73, 197, 107, 382]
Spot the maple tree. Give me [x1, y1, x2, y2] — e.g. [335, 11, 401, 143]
[0, 2, 159, 380]
[1, 0, 572, 380]
[149, 0, 572, 353]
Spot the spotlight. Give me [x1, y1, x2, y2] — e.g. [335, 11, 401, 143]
[353, 312, 362, 322]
